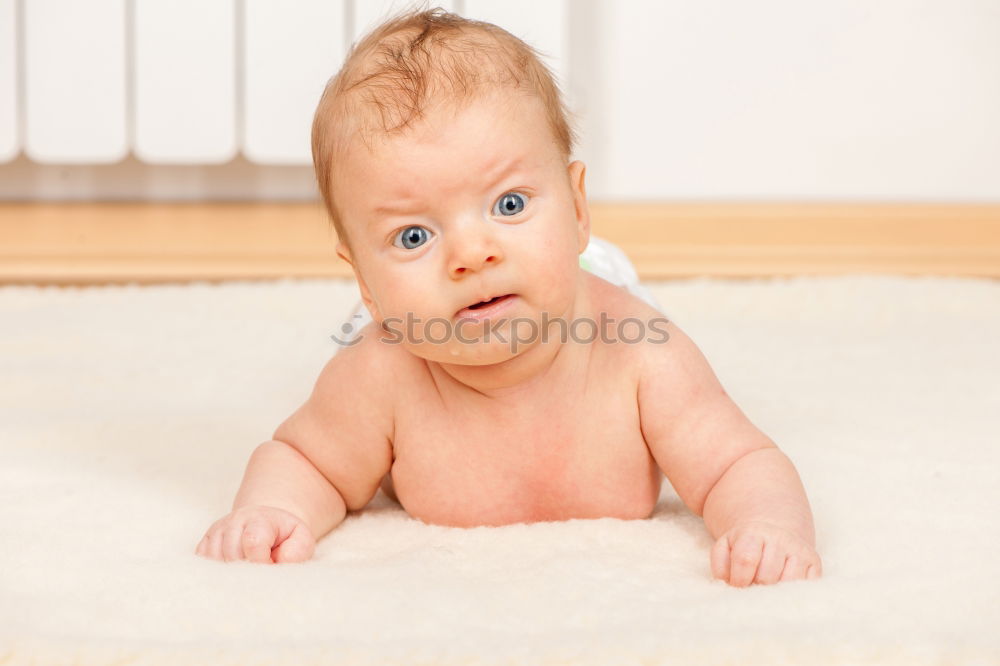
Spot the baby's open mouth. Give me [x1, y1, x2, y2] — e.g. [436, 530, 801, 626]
[456, 293, 515, 317]
[468, 294, 509, 309]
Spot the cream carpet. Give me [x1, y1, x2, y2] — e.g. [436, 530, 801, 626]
[1, 275, 998, 665]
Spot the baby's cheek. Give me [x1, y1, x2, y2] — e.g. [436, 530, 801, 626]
[534, 257, 582, 306]
[375, 274, 430, 319]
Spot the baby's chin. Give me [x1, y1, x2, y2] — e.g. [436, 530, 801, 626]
[404, 336, 535, 366]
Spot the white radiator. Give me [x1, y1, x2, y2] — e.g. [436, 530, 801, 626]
[0, 0, 569, 166]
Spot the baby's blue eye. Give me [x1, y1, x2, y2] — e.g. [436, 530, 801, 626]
[393, 225, 432, 250]
[494, 192, 527, 217]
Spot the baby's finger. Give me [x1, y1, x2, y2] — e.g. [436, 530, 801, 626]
[221, 525, 247, 562]
[728, 533, 764, 587]
[195, 520, 221, 557]
[806, 555, 823, 580]
[710, 535, 731, 582]
[272, 523, 315, 564]
[754, 539, 786, 585]
[779, 555, 809, 582]
[199, 530, 223, 560]
[241, 520, 276, 564]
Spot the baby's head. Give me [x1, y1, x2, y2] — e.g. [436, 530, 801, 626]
[312, 6, 591, 364]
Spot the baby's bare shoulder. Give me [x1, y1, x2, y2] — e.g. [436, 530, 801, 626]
[583, 272, 670, 364]
[324, 321, 420, 394]
[584, 270, 664, 319]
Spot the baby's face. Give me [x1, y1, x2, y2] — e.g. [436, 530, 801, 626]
[334, 91, 590, 365]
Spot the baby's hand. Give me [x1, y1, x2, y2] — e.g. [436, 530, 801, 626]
[710, 520, 822, 587]
[195, 505, 316, 564]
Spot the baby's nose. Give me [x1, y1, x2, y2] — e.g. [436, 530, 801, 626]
[451, 253, 499, 276]
[447, 231, 503, 277]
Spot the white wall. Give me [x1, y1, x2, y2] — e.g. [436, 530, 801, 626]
[583, 0, 1000, 201]
[0, 0, 997, 202]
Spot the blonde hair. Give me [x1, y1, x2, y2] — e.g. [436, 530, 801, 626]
[310, 4, 579, 250]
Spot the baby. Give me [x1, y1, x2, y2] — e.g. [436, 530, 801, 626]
[196, 8, 821, 588]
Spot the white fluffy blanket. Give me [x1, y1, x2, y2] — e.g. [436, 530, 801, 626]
[1, 275, 997, 665]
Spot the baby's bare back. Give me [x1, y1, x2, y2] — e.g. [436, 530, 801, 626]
[383, 278, 664, 527]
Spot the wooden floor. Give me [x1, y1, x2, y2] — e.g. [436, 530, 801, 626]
[1, 202, 998, 284]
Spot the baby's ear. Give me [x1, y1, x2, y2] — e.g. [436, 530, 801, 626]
[336, 241, 383, 323]
[568, 160, 591, 253]
[335, 241, 353, 267]
[356, 278, 383, 325]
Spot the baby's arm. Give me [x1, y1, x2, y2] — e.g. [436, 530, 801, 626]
[637, 322, 820, 587]
[196, 325, 394, 563]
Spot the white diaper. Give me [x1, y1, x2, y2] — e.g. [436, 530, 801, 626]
[335, 235, 663, 346]
[579, 236, 663, 313]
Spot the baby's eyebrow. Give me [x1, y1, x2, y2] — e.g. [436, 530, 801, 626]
[373, 199, 425, 217]
[485, 155, 525, 191]
[371, 156, 527, 219]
